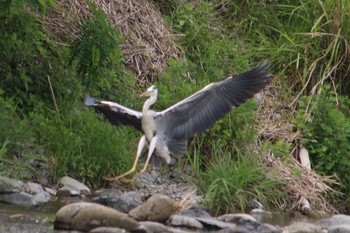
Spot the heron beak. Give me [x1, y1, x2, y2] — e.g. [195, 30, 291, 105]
[140, 90, 151, 97]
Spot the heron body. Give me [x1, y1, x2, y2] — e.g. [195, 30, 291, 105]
[85, 61, 273, 180]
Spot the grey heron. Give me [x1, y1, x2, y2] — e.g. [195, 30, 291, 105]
[85, 61, 273, 181]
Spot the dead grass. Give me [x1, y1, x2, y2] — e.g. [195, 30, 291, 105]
[44, 0, 181, 84]
[255, 79, 338, 214]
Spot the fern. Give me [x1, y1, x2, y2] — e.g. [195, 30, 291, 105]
[69, 2, 125, 94]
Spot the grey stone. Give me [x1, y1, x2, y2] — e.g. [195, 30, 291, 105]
[167, 215, 203, 229]
[59, 176, 90, 195]
[217, 228, 251, 233]
[54, 202, 144, 232]
[196, 217, 237, 230]
[140, 221, 173, 233]
[0, 176, 25, 193]
[0, 191, 37, 207]
[283, 222, 323, 233]
[129, 194, 176, 223]
[93, 190, 143, 213]
[315, 214, 350, 229]
[44, 187, 57, 196]
[25, 182, 44, 194]
[176, 206, 211, 218]
[32, 191, 51, 204]
[217, 213, 257, 224]
[58, 184, 81, 196]
[328, 224, 350, 233]
[89, 227, 127, 233]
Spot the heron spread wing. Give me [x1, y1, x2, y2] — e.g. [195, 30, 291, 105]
[85, 96, 143, 131]
[155, 61, 272, 140]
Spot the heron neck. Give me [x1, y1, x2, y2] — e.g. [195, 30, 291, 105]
[142, 95, 157, 112]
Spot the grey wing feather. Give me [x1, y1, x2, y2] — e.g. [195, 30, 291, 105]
[85, 96, 143, 131]
[155, 61, 272, 140]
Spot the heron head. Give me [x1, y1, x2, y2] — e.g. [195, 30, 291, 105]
[140, 85, 158, 97]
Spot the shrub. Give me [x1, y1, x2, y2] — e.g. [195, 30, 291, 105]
[293, 87, 350, 196]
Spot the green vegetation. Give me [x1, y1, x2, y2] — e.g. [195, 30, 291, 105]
[1, 0, 349, 213]
[197, 152, 285, 214]
[0, 1, 138, 188]
[293, 87, 350, 207]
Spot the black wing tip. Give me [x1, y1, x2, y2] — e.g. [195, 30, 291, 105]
[84, 95, 98, 106]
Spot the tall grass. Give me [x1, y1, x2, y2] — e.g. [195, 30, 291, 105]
[197, 152, 285, 215]
[237, 0, 350, 95]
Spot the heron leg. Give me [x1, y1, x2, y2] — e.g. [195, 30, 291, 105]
[140, 136, 158, 174]
[105, 135, 147, 181]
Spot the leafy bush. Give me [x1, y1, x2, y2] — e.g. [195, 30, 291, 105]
[293, 87, 350, 195]
[0, 0, 81, 110]
[0, 1, 138, 186]
[69, 3, 131, 96]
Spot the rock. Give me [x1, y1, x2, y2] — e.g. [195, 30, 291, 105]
[89, 227, 127, 233]
[25, 182, 44, 194]
[328, 225, 350, 233]
[0, 191, 37, 207]
[32, 191, 51, 204]
[56, 187, 77, 197]
[59, 176, 91, 195]
[176, 206, 211, 218]
[135, 171, 158, 185]
[129, 194, 177, 223]
[283, 222, 323, 233]
[196, 217, 237, 230]
[315, 214, 350, 229]
[250, 208, 273, 223]
[0, 176, 25, 193]
[217, 213, 257, 224]
[93, 190, 143, 213]
[140, 221, 173, 233]
[44, 187, 57, 196]
[54, 202, 144, 232]
[167, 215, 203, 229]
[217, 228, 251, 233]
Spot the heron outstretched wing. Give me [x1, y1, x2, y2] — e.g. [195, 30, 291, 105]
[85, 96, 143, 131]
[155, 61, 272, 140]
